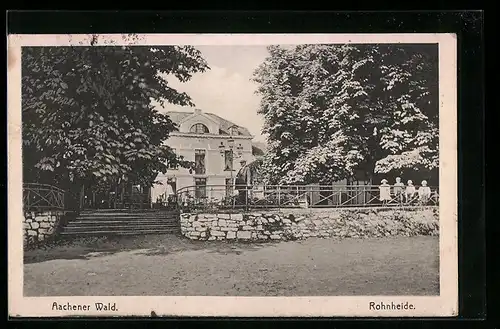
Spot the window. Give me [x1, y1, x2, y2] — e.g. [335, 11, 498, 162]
[190, 123, 209, 134]
[224, 150, 233, 171]
[194, 149, 206, 175]
[195, 178, 207, 198]
[229, 126, 239, 135]
[167, 148, 178, 169]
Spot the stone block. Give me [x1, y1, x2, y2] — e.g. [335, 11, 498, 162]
[192, 221, 203, 227]
[27, 230, 37, 236]
[23, 223, 30, 230]
[195, 226, 207, 232]
[216, 236, 224, 240]
[38, 228, 47, 234]
[261, 218, 268, 224]
[219, 214, 231, 219]
[190, 231, 201, 237]
[256, 225, 264, 231]
[268, 217, 275, 223]
[237, 231, 251, 239]
[211, 230, 225, 237]
[226, 232, 236, 239]
[218, 220, 227, 226]
[251, 232, 258, 239]
[36, 216, 50, 222]
[208, 236, 216, 241]
[200, 232, 207, 238]
[38, 234, 46, 241]
[31, 222, 40, 229]
[270, 235, 281, 240]
[257, 234, 269, 240]
[231, 214, 243, 221]
[282, 218, 292, 224]
[242, 226, 253, 230]
[221, 227, 237, 232]
[39, 222, 51, 228]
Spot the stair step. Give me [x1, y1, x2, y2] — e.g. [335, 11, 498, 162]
[69, 220, 178, 225]
[77, 213, 178, 216]
[75, 217, 178, 222]
[60, 229, 180, 236]
[65, 224, 179, 230]
[79, 210, 178, 215]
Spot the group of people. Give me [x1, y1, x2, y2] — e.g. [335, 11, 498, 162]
[378, 177, 434, 205]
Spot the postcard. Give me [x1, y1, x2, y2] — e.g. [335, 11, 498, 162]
[8, 33, 457, 317]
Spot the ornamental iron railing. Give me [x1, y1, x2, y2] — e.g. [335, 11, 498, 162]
[174, 184, 439, 212]
[23, 183, 65, 211]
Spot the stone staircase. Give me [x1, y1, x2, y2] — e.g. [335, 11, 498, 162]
[60, 209, 180, 236]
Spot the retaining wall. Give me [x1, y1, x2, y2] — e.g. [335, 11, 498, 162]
[180, 208, 439, 241]
[23, 210, 66, 247]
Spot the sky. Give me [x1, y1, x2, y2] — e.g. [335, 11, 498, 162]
[155, 45, 271, 142]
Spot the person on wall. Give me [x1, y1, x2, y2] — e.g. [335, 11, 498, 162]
[393, 177, 405, 204]
[405, 180, 417, 204]
[379, 179, 391, 206]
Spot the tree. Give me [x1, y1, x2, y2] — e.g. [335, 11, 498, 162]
[22, 40, 209, 201]
[253, 44, 438, 185]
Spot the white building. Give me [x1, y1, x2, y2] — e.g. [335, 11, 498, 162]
[151, 109, 257, 204]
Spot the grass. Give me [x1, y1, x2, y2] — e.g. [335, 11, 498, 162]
[24, 234, 439, 296]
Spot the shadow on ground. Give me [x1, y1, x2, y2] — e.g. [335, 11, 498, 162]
[23, 234, 275, 264]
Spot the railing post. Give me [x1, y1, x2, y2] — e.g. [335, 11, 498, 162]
[278, 185, 281, 209]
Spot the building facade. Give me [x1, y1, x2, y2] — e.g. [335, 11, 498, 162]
[151, 109, 256, 204]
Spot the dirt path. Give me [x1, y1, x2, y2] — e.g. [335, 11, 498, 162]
[24, 235, 439, 296]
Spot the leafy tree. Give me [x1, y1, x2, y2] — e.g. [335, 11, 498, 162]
[253, 44, 438, 185]
[22, 40, 209, 202]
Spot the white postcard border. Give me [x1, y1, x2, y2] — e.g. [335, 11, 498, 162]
[8, 33, 458, 317]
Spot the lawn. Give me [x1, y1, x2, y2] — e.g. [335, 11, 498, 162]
[24, 234, 439, 296]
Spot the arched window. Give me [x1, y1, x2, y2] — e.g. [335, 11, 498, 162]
[190, 123, 209, 134]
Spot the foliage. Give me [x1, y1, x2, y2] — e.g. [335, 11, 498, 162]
[22, 40, 209, 193]
[253, 44, 438, 184]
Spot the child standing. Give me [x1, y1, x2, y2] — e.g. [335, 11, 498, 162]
[405, 180, 416, 203]
[393, 177, 405, 204]
[379, 179, 391, 206]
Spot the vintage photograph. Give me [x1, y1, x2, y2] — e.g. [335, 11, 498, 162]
[8, 34, 457, 317]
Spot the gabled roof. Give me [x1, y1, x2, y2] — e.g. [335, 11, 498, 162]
[166, 110, 252, 137]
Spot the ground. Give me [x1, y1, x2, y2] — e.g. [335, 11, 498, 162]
[24, 235, 439, 296]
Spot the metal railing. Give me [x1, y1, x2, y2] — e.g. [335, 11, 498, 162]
[23, 183, 65, 211]
[174, 184, 439, 211]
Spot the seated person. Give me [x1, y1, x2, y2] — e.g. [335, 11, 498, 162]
[418, 180, 432, 204]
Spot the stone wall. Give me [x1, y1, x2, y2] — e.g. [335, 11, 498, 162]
[180, 208, 439, 241]
[23, 210, 66, 247]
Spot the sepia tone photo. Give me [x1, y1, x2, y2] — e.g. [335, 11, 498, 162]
[8, 33, 457, 317]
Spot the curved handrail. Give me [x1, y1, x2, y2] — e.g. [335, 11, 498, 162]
[23, 183, 66, 193]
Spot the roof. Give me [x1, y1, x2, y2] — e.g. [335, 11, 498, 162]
[166, 110, 252, 137]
